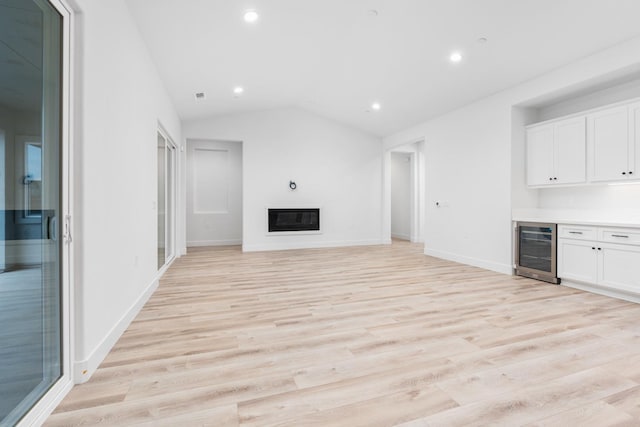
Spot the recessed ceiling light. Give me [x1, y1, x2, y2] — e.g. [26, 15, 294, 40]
[195, 92, 206, 100]
[371, 102, 381, 111]
[367, 9, 379, 17]
[477, 37, 488, 44]
[243, 10, 259, 23]
[233, 86, 244, 96]
[450, 51, 463, 63]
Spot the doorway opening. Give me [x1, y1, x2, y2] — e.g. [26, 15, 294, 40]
[186, 139, 243, 248]
[387, 140, 424, 244]
[390, 152, 413, 241]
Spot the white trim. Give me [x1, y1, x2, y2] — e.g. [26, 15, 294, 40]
[73, 274, 160, 383]
[188, 239, 242, 247]
[243, 239, 384, 252]
[424, 248, 513, 275]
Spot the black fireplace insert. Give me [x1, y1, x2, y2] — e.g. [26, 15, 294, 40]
[268, 208, 320, 232]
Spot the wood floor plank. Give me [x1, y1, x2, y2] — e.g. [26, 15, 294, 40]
[398, 367, 637, 426]
[527, 400, 637, 427]
[45, 241, 640, 426]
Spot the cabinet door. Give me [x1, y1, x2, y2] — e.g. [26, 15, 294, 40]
[630, 101, 640, 179]
[526, 125, 554, 186]
[555, 117, 586, 184]
[598, 244, 640, 293]
[558, 239, 598, 283]
[588, 106, 629, 182]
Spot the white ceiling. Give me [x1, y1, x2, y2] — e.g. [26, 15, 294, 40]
[0, 0, 43, 112]
[126, 0, 640, 137]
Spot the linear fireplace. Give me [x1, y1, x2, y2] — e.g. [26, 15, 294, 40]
[268, 208, 320, 232]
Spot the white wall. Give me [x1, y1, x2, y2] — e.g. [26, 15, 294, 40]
[73, 0, 181, 382]
[183, 108, 383, 251]
[390, 152, 411, 240]
[384, 35, 640, 274]
[537, 77, 640, 122]
[403, 100, 514, 273]
[511, 107, 540, 211]
[539, 184, 640, 212]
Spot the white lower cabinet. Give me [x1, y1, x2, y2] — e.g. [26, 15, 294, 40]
[599, 244, 640, 293]
[558, 224, 640, 299]
[558, 239, 598, 283]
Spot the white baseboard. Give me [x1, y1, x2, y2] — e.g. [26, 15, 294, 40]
[187, 239, 242, 247]
[424, 248, 512, 275]
[73, 276, 159, 384]
[242, 239, 384, 252]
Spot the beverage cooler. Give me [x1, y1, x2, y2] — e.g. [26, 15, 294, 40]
[515, 222, 560, 284]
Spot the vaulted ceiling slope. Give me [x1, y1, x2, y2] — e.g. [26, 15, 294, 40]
[126, 0, 640, 137]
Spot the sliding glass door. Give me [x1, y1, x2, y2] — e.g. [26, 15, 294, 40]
[157, 130, 176, 270]
[0, 0, 64, 424]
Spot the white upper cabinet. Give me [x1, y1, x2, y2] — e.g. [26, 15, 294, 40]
[526, 97, 640, 187]
[526, 124, 555, 186]
[587, 105, 633, 182]
[555, 117, 587, 184]
[526, 117, 586, 186]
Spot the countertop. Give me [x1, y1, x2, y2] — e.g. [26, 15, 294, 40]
[512, 209, 640, 228]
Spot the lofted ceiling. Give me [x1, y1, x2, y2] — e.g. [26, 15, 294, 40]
[126, 0, 640, 137]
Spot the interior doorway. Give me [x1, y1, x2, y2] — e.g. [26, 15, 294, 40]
[387, 140, 424, 244]
[186, 139, 243, 247]
[391, 152, 413, 241]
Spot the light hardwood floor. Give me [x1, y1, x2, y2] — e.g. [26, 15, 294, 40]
[47, 241, 640, 426]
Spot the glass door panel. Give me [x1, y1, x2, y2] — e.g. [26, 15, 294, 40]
[519, 225, 553, 272]
[0, 0, 62, 425]
[157, 131, 175, 270]
[157, 133, 166, 270]
[166, 143, 174, 263]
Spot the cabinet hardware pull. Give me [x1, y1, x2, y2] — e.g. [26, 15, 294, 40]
[622, 172, 627, 175]
[630, 171, 634, 175]
[611, 234, 629, 238]
[592, 247, 595, 250]
[598, 248, 602, 250]
[568, 231, 583, 234]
